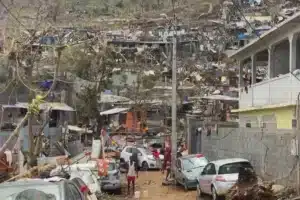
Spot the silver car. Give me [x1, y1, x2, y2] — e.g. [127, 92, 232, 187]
[174, 154, 209, 191]
[0, 179, 85, 200]
[197, 158, 254, 200]
[100, 159, 121, 194]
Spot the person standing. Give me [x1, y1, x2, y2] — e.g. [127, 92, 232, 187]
[126, 158, 138, 195]
[153, 149, 161, 170]
[131, 152, 139, 177]
[163, 147, 171, 181]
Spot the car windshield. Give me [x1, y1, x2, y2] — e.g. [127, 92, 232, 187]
[6, 189, 56, 200]
[182, 156, 209, 170]
[218, 161, 253, 174]
[1, 184, 59, 200]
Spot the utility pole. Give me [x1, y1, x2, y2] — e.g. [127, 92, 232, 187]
[296, 93, 300, 195]
[171, 35, 177, 174]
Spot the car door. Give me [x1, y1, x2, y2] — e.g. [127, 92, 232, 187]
[199, 163, 208, 192]
[200, 163, 216, 194]
[175, 159, 183, 184]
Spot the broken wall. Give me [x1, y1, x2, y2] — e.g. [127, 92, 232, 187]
[188, 117, 296, 186]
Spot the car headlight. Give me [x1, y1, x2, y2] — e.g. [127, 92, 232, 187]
[147, 155, 155, 161]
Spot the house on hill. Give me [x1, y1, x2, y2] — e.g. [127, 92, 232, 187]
[229, 12, 300, 129]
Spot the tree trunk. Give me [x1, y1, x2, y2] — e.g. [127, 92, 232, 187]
[0, 113, 30, 159]
[27, 115, 35, 169]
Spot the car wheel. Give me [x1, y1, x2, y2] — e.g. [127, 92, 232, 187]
[196, 184, 202, 197]
[141, 161, 149, 171]
[212, 186, 220, 200]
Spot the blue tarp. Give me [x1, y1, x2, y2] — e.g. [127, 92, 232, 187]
[40, 80, 53, 89]
[39, 36, 57, 45]
[238, 33, 248, 40]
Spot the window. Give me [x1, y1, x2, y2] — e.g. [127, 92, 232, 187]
[202, 163, 216, 175]
[132, 148, 140, 154]
[68, 183, 83, 200]
[202, 164, 209, 175]
[207, 164, 216, 175]
[125, 147, 132, 153]
[246, 121, 251, 128]
[218, 162, 253, 174]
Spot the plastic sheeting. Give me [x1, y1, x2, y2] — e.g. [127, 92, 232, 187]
[100, 107, 129, 115]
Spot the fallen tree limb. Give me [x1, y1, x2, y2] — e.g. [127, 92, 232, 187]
[0, 112, 30, 159]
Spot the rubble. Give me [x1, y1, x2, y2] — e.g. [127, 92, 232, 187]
[226, 167, 276, 200]
[226, 166, 298, 200]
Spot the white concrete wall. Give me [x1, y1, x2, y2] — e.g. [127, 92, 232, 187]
[240, 73, 300, 109]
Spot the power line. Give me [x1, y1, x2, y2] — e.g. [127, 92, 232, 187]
[0, 78, 14, 94]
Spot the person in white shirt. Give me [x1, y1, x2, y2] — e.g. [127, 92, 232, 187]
[126, 157, 137, 195]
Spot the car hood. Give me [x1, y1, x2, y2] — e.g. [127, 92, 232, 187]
[183, 167, 205, 179]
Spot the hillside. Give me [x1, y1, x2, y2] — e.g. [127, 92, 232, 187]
[4, 0, 221, 30]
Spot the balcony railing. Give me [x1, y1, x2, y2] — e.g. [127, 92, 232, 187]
[239, 73, 300, 109]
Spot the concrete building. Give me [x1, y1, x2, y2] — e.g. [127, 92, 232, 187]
[229, 12, 300, 129]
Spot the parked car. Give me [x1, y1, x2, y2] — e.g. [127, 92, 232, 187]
[71, 177, 98, 200]
[197, 158, 254, 200]
[71, 177, 93, 195]
[174, 154, 209, 191]
[99, 159, 121, 194]
[69, 168, 101, 195]
[120, 145, 164, 170]
[0, 178, 86, 200]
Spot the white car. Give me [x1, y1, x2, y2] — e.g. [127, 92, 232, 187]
[197, 158, 254, 200]
[120, 145, 164, 170]
[51, 164, 101, 195]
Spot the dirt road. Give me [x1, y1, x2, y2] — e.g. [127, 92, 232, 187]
[134, 171, 208, 200]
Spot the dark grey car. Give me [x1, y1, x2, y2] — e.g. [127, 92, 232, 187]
[0, 179, 85, 200]
[174, 154, 209, 191]
[100, 159, 121, 194]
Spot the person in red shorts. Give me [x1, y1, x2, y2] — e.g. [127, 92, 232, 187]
[126, 158, 137, 195]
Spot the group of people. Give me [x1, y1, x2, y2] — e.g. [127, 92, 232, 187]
[125, 144, 186, 195]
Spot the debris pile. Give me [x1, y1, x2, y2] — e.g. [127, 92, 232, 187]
[226, 167, 276, 200]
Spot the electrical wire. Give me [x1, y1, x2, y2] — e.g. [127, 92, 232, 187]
[0, 79, 14, 94]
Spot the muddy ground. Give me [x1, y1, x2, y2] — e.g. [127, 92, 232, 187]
[109, 171, 210, 200]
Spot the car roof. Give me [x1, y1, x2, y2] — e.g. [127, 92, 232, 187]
[179, 154, 207, 159]
[124, 145, 145, 149]
[0, 179, 63, 187]
[210, 158, 249, 166]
